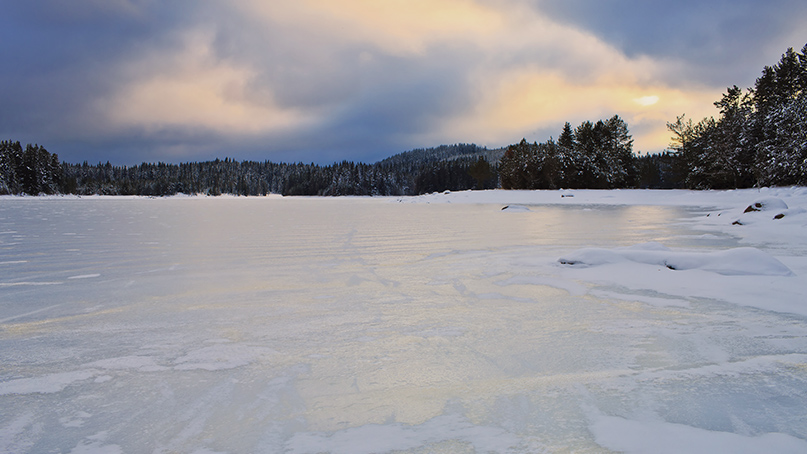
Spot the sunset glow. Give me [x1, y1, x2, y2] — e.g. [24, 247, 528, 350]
[2, 1, 805, 163]
[634, 95, 660, 106]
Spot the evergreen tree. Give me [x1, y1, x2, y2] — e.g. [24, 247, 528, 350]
[499, 139, 537, 189]
[0, 141, 23, 194]
[0, 141, 61, 194]
[467, 156, 495, 190]
[601, 115, 635, 188]
[757, 90, 807, 185]
[669, 42, 807, 188]
[572, 121, 606, 188]
[558, 122, 574, 149]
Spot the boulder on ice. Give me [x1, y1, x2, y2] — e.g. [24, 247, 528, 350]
[733, 197, 792, 224]
[743, 197, 788, 213]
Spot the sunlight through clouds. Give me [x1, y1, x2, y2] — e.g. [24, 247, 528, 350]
[101, 28, 316, 135]
[431, 4, 723, 152]
[3, 0, 804, 163]
[100, 0, 730, 156]
[634, 95, 660, 106]
[223, 0, 726, 153]
[442, 66, 719, 152]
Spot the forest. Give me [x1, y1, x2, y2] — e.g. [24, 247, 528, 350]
[667, 44, 807, 189]
[0, 142, 497, 197]
[1, 44, 805, 196]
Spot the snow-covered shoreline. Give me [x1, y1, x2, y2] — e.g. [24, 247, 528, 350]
[4, 186, 807, 204]
[405, 186, 807, 208]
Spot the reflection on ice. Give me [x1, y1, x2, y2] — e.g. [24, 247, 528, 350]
[1, 191, 807, 453]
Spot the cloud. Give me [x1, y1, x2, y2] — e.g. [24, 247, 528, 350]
[442, 67, 719, 153]
[534, 0, 807, 86]
[233, 0, 507, 56]
[422, 4, 722, 152]
[0, 2, 196, 143]
[1, 0, 805, 164]
[97, 28, 316, 136]
[86, 0, 491, 161]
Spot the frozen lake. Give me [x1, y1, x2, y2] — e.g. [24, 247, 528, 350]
[2, 191, 807, 453]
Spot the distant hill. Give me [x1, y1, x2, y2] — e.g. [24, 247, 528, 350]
[376, 143, 504, 172]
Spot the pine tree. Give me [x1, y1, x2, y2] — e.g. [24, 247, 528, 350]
[601, 115, 635, 188]
[558, 122, 574, 149]
[0, 141, 23, 194]
[467, 156, 494, 190]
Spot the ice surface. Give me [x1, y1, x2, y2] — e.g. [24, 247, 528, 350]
[589, 411, 807, 454]
[2, 189, 807, 453]
[0, 370, 97, 395]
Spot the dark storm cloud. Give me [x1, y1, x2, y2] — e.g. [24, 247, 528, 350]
[243, 50, 480, 165]
[534, 0, 807, 86]
[308, 46, 482, 158]
[198, 6, 482, 162]
[1, 1, 483, 164]
[0, 1, 198, 153]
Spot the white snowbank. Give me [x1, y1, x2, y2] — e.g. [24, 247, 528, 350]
[744, 196, 789, 212]
[404, 187, 807, 208]
[409, 187, 807, 315]
[558, 243, 793, 276]
[408, 188, 807, 252]
[730, 196, 803, 225]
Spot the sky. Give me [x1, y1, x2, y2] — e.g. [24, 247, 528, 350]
[2, 1, 806, 165]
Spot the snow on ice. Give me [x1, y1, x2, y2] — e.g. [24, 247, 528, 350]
[558, 243, 792, 276]
[1, 188, 807, 453]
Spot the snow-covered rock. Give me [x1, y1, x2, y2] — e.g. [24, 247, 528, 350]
[501, 205, 530, 212]
[743, 197, 788, 213]
[733, 197, 795, 224]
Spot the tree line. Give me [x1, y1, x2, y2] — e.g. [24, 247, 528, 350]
[0, 135, 669, 196]
[1, 143, 493, 196]
[498, 115, 636, 189]
[2, 43, 804, 196]
[667, 44, 807, 188]
[474, 42, 807, 191]
[0, 141, 62, 195]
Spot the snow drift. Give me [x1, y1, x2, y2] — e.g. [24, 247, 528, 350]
[558, 242, 793, 276]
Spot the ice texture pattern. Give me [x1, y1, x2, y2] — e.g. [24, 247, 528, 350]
[1, 188, 807, 453]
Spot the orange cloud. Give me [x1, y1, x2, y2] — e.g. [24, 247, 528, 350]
[99, 0, 728, 154]
[443, 68, 721, 152]
[100, 30, 315, 135]
[235, 0, 507, 55]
